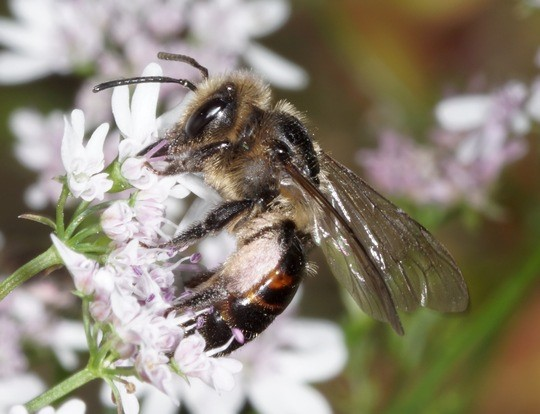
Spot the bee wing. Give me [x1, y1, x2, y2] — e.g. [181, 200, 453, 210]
[284, 153, 468, 334]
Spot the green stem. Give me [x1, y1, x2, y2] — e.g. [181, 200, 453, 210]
[69, 225, 103, 246]
[65, 201, 113, 239]
[56, 185, 70, 239]
[0, 246, 61, 301]
[385, 246, 540, 413]
[82, 297, 97, 356]
[25, 368, 97, 412]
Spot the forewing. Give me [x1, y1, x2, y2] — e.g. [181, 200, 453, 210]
[284, 163, 404, 333]
[284, 153, 468, 333]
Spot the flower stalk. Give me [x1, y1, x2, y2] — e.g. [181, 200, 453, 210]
[0, 246, 61, 301]
[25, 368, 98, 412]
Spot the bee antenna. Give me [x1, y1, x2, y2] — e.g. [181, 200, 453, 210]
[157, 52, 209, 79]
[92, 76, 197, 93]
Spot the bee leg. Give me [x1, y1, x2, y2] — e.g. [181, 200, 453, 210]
[173, 219, 306, 355]
[161, 199, 255, 250]
[148, 140, 232, 176]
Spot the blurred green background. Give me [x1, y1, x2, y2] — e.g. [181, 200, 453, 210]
[2, 0, 540, 413]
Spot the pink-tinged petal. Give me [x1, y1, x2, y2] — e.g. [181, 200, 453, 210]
[209, 358, 243, 392]
[435, 95, 491, 131]
[174, 334, 209, 376]
[135, 348, 178, 405]
[50, 235, 98, 295]
[244, 43, 308, 90]
[102, 201, 137, 243]
[111, 290, 140, 323]
[112, 84, 132, 138]
[526, 80, 540, 122]
[249, 376, 332, 414]
[121, 157, 158, 190]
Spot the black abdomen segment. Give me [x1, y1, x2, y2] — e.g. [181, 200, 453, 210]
[174, 220, 306, 355]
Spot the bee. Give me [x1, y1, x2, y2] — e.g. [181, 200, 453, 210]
[94, 52, 469, 355]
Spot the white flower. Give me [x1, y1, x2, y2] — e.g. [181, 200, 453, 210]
[9, 398, 86, 414]
[10, 109, 65, 208]
[0, 374, 44, 413]
[190, 0, 307, 89]
[136, 347, 178, 404]
[61, 109, 113, 201]
[435, 95, 492, 132]
[101, 201, 138, 243]
[0, 0, 104, 84]
[48, 320, 87, 371]
[174, 333, 243, 394]
[113, 63, 162, 162]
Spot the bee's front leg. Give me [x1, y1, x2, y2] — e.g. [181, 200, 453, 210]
[161, 199, 255, 251]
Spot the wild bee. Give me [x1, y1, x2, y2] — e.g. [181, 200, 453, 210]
[94, 52, 469, 355]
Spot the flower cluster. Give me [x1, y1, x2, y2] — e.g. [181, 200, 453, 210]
[358, 75, 540, 211]
[46, 62, 244, 407]
[0, 59, 346, 412]
[1, 0, 307, 209]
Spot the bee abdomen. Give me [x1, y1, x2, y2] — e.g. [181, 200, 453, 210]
[177, 220, 306, 355]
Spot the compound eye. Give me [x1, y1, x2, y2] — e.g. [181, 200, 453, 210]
[185, 97, 228, 139]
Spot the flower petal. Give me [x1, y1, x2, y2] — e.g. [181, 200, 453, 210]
[249, 376, 332, 414]
[0, 374, 44, 411]
[435, 95, 491, 131]
[50, 234, 99, 294]
[270, 319, 347, 383]
[241, 0, 290, 38]
[113, 84, 132, 137]
[181, 379, 245, 414]
[84, 122, 110, 173]
[0, 52, 55, 83]
[131, 63, 162, 142]
[244, 43, 308, 90]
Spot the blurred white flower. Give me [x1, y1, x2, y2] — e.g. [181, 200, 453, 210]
[178, 309, 347, 414]
[9, 398, 86, 414]
[10, 109, 64, 208]
[0, 374, 45, 413]
[0, 0, 306, 90]
[0, 0, 104, 83]
[61, 109, 113, 201]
